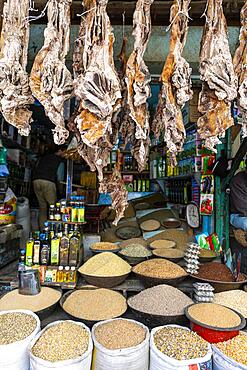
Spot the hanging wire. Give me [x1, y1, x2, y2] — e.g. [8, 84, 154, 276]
[28, 0, 38, 12]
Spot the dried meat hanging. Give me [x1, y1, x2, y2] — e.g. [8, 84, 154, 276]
[100, 152, 128, 226]
[197, 0, 238, 151]
[0, 0, 33, 136]
[30, 0, 73, 145]
[233, 0, 247, 137]
[73, 0, 122, 183]
[152, 0, 192, 166]
[125, 0, 154, 172]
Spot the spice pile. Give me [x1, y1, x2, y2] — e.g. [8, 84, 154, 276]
[133, 259, 187, 279]
[140, 220, 161, 232]
[31, 322, 89, 362]
[90, 242, 119, 251]
[215, 333, 247, 366]
[199, 249, 217, 258]
[195, 262, 246, 282]
[0, 287, 62, 312]
[214, 290, 247, 317]
[94, 319, 146, 350]
[120, 238, 147, 248]
[187, 303, 241, 328]
[128, 285, 193, 316]
[153, 327, 208, 360]
[147, 230, 189, 250]
[0, 312, 37, 344]
[152, 248, 184, 259]
[119, 244, 152, 258]
[150, 239, 176, 249]
[79, 252, 131, 277]
[62, 289, 127, 321]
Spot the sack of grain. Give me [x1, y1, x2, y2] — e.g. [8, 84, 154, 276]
[150, 325, 212, 370]
[0, 309, 40, 370]
[91, 318, 149, 370]
[29, 320, 93, 370]
[212, 333, 247, 370]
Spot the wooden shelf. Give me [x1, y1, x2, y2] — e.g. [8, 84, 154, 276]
[42, 281, 77, 289]
[157, 174, 193, 180]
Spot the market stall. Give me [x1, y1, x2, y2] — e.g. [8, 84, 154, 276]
[0, 0, 247, 369]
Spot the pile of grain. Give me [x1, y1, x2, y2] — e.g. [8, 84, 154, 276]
[195, 262, 246, 282]
[215, 333, 247, 365]
[133, 258, 187, 279]
[152, 248, 184, 259]
[0, 312, 37, 344]
[150, 239, 176, 249]
[188, 303, 241, 328]
[128, 285, 193, 316]
[31, 322, 89, 362]
[78, 252, 131, 277]
[214, 290, 247, 317]
[153, 327, 208, 360]
[147, 230, 190, 251]
[119, 244, 152, 258]
[62, 289, 127, 321]
[94, 319, 146, 350]
[90, 242, 119, 251]
[120, 238, 147, 248]
[140, 220, 161, 232]
[0, 287, 61, 312]
[199, 249, 217, 258]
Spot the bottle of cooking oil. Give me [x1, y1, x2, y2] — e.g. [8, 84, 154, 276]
[57, 266, 64, 282]
[60, 224, 69, 266]
[63, 266, 70, 283]
[69, 225, 80, 266]
[50, 231, 60, 265]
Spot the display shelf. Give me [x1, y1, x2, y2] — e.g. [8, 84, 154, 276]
[103, 170, 149, 174]
[42, 281, 77, 289]
[47, 220, 86, 225]
[157, 174, 193, 180]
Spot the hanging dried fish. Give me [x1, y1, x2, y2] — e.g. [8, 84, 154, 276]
[99, 155, 128, 226]
[197, 0, 238, 151]
[30, 0, 73, 145]
[0, 0, 33, 135]
[125, 0, 154, 172]
[233, 0, 247, 137]
[152, 0, 192, 166]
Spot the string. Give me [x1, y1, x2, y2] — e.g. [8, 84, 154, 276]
[122, 11, 125, 39]
[77, 6, 96, 18]
[166, 9, 192, 32]
[28, 0, 38, 12]
[24, 1, 49, 23]
[201, 0, 209, 22]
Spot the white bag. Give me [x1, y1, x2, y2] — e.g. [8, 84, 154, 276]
[150, 325, 212, 370]
[212, 342, 247, 370]
[29, 320, 93, 370]
[91, 318, 150, 370]
[0, 309, 40, 370]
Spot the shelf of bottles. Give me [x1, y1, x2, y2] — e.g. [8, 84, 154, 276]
[20, 199, 86, 289]
[104, 150, 150, 193]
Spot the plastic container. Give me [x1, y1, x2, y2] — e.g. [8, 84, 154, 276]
[91, 318, 149, 370]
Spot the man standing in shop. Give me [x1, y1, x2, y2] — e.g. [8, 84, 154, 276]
[33, 145, 66, 229]
[230, 161, 247, 231]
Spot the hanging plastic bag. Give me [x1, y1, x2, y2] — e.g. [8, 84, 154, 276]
[91, 318, 150, 370]
[0, 309, 40, 370]
[212, 343, 247, 370]
[150, 325, 212, 370]
[29, 320, 93, 370]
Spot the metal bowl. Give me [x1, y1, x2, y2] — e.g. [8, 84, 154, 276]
[115, 226, 142, 240]
[162, 218, 182, 229]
